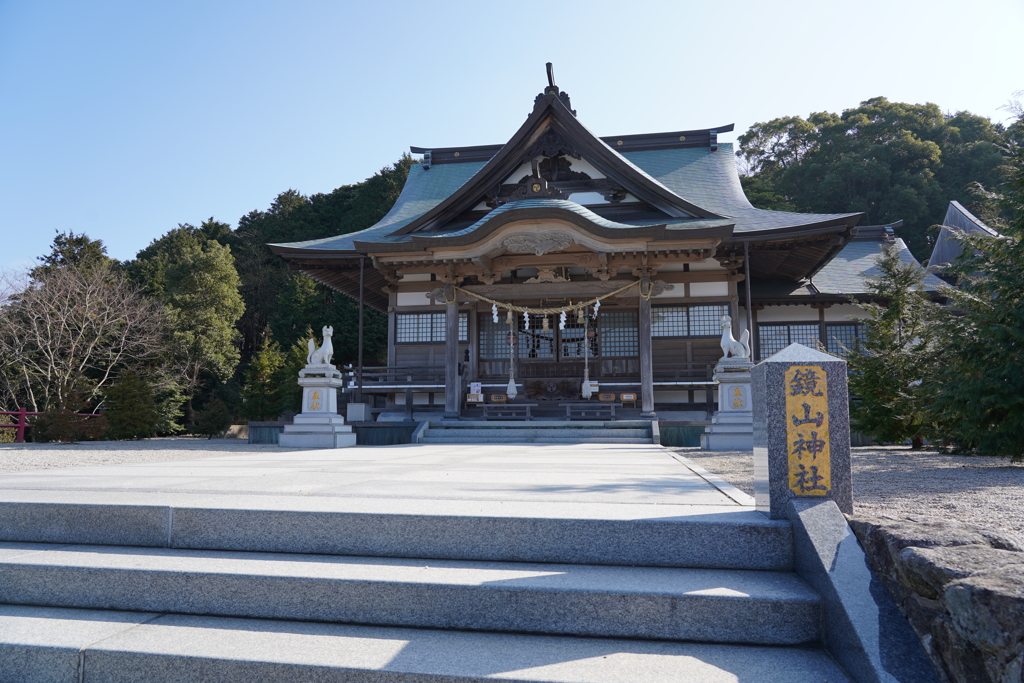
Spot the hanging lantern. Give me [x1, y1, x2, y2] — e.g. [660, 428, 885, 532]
[541, 316, 550, 333]
[506, 332, 517, 345]
[586, 328, 596, 339]
[492, 304, 498, 323]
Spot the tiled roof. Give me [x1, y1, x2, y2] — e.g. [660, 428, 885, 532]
[929, 200, 1000, 268]
[812, 238, 946, 295]
[271, 143, 859, 253]
[624, 144, 859, 234]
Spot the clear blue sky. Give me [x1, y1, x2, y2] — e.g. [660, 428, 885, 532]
[1, 0, 1021, 273]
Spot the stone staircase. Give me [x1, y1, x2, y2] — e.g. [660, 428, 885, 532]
[0, 494, 853, 682]
[416, 419, 656, 444]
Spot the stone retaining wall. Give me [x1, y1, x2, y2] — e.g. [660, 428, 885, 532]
[848, 515, 1024, 683]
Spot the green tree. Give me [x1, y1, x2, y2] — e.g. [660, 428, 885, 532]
[30, 231, 114, 279]
[103, 370, 159, 440]
[270, 329, 316, 417]
[128, 225, 245, 424]
[846, 243, 938, 449]
[194, 397, 232, 439]
[232, 156, 412, 364]
[241, 338, 285, 421]
[927, 139, 1024, 459]
[738, 98, 1007, 259]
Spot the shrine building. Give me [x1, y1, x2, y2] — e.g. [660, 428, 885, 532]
[270, 68, 944, 419]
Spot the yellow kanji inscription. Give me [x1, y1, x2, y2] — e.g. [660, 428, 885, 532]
[309, 401, 321, 410]
[312, 391, 320, 400]
[785, 365, 830, 496]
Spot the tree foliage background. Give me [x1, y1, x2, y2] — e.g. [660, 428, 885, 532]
[738, 97, 1011, 259]
[0, 156, 410, 436]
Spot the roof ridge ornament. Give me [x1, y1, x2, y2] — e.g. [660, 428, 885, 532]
[534, 62, 576, 116]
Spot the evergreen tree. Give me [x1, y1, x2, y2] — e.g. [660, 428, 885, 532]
[738, 98, 1007, 258]
[271, 329, 315, 417]
[103, 370, 159, 440]
[927, 140, 1024, 459]
[194, 397, 232, 439]
[846, 243, 938, 449]
[241, 338, 285, 421]
[127, 225, 245, 425]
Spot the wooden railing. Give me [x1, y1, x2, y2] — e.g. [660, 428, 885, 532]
[0, 408, 104, 443]
[346, 366, 450, 387]
[652, 362, 715, 382]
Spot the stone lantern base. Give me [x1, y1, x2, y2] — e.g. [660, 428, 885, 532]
[701, 358, 754, 451]
[278, 364, 357, 449]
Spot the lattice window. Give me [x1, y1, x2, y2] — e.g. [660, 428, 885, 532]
[825, 323, 866, 357]
[651, 307, 687, 337]
[478, 315, 508, 359]
[599, 311, 639, 357]
[689, 305, 728, 336]
[758, 323, 821, 357]
[651, 304, 728, 337]
[395, 312, 467, 344]
[517, 314, 555, 359]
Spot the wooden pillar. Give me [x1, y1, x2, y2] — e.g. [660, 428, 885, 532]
[638, 295, 656, 417]
[444, 299, 460, 418]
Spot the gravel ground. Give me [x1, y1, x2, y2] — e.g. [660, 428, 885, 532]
[0, 438, 280, 473]
[3, 439, 1021, 537]
[676, 446, 1024, 537]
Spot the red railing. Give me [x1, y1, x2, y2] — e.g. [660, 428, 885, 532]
[0, 408, 102, 443]
[0, 408, 35, 443]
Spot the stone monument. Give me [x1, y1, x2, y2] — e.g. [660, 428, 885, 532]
[701, 315, 754, 450]
[751, 343, 852, 519]
[278, 326, 357, 449]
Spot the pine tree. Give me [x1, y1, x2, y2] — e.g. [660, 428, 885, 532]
[104, 370, 160, 440]
[846, 243, 938, 449]
[927, 142, 1024, 459]
[241, 338, 285, 421]
[194, 397, 232, 439]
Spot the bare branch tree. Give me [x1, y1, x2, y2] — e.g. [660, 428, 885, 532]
[0, 263, 167, 411]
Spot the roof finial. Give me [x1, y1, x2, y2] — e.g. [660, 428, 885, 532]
[546, 62, 556, 88]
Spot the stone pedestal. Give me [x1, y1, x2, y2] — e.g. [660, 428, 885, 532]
[278, 364, 357, 449]
[346, 403, 371, 423]
[701, 358, 754, 451]
[752, 343, 852, 519]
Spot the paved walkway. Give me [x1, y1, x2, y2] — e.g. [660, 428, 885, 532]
[0, 442, 750, 508]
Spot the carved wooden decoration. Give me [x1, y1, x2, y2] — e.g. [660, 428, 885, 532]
[502, 232, 574, 256]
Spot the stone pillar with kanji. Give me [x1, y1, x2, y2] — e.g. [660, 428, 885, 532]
[751, 343, 852, 519]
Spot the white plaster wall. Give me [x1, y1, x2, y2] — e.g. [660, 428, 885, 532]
[654, 391, 689, 402]
[824, 303, 870, 321]
[394, 393, 432, 405]
[755, 306, 820, 322]
[690, 282, 729, 297]
[564, 158, 605, 179]
[567, 192, 606, 205]
[689, 259, 725, 272]
[396, 291, 433, 307]
[432, 393, 446, 404]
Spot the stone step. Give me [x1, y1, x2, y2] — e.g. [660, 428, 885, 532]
[432, 420, 653, 429]
[426, 428, 650, 437]
[0, 604, 852, 683]
[420, 437, 653, 445]
[0, 492, 794, 570]
[0, 542, 821, 644]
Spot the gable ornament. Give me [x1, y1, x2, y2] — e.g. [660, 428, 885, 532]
[502, 232, 574, 256]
